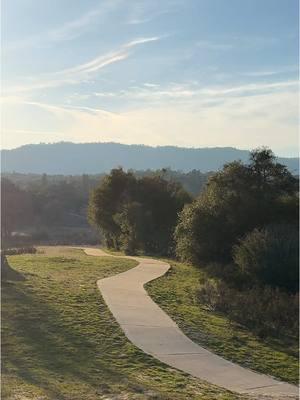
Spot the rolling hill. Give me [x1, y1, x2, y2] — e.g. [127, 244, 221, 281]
[1, 142, 298, 174]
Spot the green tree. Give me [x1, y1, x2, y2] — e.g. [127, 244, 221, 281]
[88, 168, 191, 255]
[175, 148, 298, 264]
[137, 176, 191, 254]
[114, 201, 145, 254]
[88, 168, 136, 249]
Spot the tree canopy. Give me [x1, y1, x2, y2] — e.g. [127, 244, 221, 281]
[175, 148, 298, 266]
[88, 168, 191, 255]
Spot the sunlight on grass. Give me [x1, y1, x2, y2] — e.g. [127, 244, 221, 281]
[2, 247, 242, 400]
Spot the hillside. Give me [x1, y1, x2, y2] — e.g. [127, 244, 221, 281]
[2, 142, 298, 174]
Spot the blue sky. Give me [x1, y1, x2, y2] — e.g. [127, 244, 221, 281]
[1, 0, 299, 156]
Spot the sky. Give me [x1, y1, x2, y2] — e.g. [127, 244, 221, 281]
[1, 0, 299, 156]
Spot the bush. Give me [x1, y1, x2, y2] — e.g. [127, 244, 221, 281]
[203, 262, 250, 289]
[233, 224, 299, 293]
[197, 280, 299, 338]
[2, 247, 37, 255]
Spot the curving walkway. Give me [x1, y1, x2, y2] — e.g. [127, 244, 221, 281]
[83, 247, 298, 398]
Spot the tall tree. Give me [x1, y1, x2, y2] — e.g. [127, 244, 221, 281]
[88, 168, 191, 255]
[175, 148, 298, 264]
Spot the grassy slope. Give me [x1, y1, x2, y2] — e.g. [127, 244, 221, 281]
[2, 247, 243, 400]
[147, 260, 298, 385]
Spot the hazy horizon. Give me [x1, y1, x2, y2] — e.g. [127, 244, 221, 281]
[2, 0, 299, 157]
[1, 140, 299, 159]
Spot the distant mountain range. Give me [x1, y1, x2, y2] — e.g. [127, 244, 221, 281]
[1, 142, 299, 174]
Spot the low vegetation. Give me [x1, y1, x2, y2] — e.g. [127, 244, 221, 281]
[233, 224, 298, 292]
[2, 247, 243, 400]
[197, 280, 298, 338]
[147, 260, 299, 385]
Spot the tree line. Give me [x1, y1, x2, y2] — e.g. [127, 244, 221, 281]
[1, 169, 210, 246]
[89, 148, 298, 293]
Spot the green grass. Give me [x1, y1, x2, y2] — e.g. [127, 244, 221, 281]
[2, 246, 244, 400]
[147, 260, 299, 385]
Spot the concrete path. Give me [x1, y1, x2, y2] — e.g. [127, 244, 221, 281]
[83, 247, 298, 399]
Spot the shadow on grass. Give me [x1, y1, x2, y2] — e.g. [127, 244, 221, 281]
[1, 255, 25, 282]
[2, 276, 135, 399]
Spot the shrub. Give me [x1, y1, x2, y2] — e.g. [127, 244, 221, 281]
[233, 224, 299, 293]
[2, 247, 37, 255]
[197, 280, 299, 338]
[203, 262, 251, 289]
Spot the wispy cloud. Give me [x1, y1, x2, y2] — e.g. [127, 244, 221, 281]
[3, 78, 298, 155]
[240, 65, 299, 77]
[143, 83, 160, 88]
[200, 80, 299, 96]
[57, 52, 130, 76]
[5, 1, 168, 51]
[125, 1, 180, 25]
[5, 79, 297, 112]
[6, 36, 161, 94]
[125, 37, 161, 48]
[47, 9, 104, 42]
[5, 1, 121, 49]
[21, 101, 118, 118]
[194, 34, 285, 54]
[92, 79, 299, 105]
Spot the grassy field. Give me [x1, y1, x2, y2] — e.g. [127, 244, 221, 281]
[2, 247, 245, 400]
[147, 260, 299, 385]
